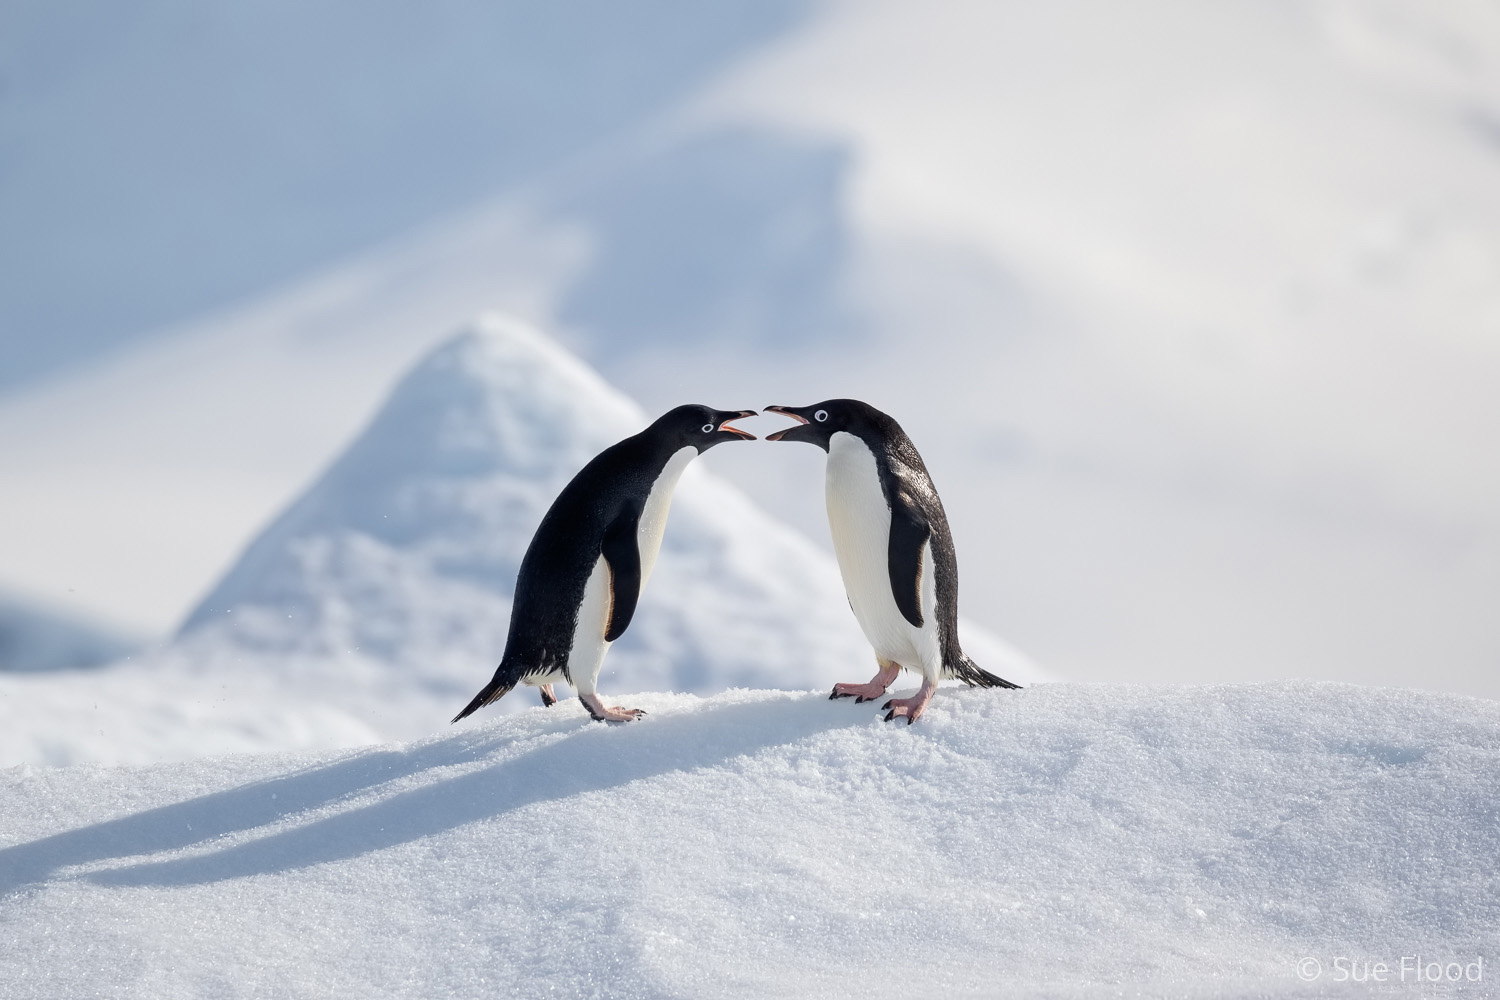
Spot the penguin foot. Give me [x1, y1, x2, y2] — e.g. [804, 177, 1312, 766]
[538, 684, 558, 708]
[880, 680, 937, 725]
[830, 660, 903, 703]
[578, 693, 646, 723]
[830, 680, 893, 703]
[590, 707, 646, 723]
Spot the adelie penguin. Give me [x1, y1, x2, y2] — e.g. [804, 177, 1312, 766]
[453, 405, 757, 724]
[766, 399, 1019, 723]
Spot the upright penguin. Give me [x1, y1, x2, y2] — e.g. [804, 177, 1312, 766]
[766, 399, 1019, 723]
[453, 405, 757, 724]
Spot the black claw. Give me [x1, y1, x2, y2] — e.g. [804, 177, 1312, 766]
[881, 700, 893, 711]
[883, 710, 895, 722]
[907, 716, 915, 726]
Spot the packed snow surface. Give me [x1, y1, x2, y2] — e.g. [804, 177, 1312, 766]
[3, 681, 1495, 999]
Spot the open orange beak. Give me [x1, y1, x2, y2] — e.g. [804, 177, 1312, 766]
[763, 405, 809, 442]
[718, 409, 758, 440]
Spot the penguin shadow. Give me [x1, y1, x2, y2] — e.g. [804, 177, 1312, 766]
[1, 693, 867, 893]
[0, 727, 521, 897]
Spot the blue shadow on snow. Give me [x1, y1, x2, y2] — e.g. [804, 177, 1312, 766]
[0, 693, 869, 893]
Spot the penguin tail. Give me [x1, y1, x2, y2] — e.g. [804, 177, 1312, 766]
[951, 654, 1022, 690]
[451, 674, 517, 724]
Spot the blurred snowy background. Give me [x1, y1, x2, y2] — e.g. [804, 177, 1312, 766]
[2, 0, 1497, 705]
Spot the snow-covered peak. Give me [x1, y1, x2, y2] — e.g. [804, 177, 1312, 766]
[332, 314, 645, 490]
[182, 317, 640, 638]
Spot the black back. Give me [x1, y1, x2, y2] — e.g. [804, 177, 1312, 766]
[453, 405, 755, 721]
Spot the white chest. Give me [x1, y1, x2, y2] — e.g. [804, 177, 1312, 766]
[635, 445, 696, 586]
[824, 432, 939, 670]
[567, 446, 697, 684]
[825, 432, 891, 594]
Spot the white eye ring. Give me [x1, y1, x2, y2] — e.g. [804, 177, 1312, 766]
[814, 409, 828, 422]
[702, 423, 715, 433]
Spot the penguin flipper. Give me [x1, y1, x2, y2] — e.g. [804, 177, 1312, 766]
[887, 498, 931, 628]
[600, 503, 643, 642]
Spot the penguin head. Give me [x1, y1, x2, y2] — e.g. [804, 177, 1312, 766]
[764, 400, 874, 452]
[649, 404, 758, 452]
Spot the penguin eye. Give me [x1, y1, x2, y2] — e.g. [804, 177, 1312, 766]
[814, 409, 829, 422]
[701, 423, 715, 434]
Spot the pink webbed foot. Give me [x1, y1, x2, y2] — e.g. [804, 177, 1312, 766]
[829, 660, 902, 704]
[578, 693, 646, 723]
[882, 680, 937, 725]
[830, 680, 890, 703]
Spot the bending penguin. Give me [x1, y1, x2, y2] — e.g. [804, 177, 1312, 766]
[766, 399, 1019, 723]
[453, 405, 757, 724]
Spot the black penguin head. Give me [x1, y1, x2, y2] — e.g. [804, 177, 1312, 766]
[764, 399, 878, 452]
[648, 404, 758, 452]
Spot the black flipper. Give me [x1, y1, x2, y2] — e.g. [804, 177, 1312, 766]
[888, 497, 931, 629]
[601, 502, 643, 642]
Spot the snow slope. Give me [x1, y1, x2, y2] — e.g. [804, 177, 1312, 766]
[681, 0, 1500, 699]
[0, 0, 811, 387]
[3, 681, 1495, 998]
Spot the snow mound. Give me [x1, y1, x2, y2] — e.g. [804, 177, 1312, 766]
[175, 316, 1039, 739]
[3, 681, 1495, 998]
[0, 590, 138, 672]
